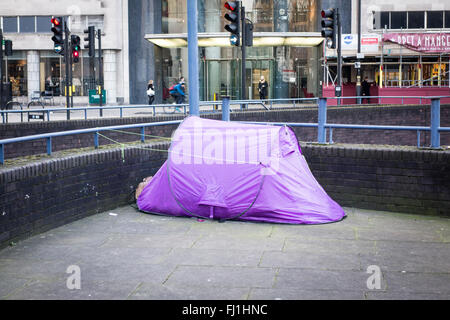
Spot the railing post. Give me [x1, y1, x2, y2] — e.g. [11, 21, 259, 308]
[141, 127, 145, 143]
[0, 144, 4, 164]
[222, 96, 230, 121]
[46, 137, 52, 155]
[318, 98, 327, 144]
[94, 131, 99, 149]
[430, 98, 440, 148]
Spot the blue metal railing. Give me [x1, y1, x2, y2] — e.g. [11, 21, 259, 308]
[0, 98, 319, 124]
[0, 120, 182, 164]
[1, 96, 449, 165]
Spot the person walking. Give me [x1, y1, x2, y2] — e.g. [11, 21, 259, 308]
[361, 77, 372, 104]
[258, 76, 268, 101]
[169, 82, 186, 105]
[147, 80, 155, 105]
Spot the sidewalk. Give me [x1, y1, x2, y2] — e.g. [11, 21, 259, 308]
[0, 205, 449, 300]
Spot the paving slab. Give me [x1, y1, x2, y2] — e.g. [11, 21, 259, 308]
[0, 204, 449, 300]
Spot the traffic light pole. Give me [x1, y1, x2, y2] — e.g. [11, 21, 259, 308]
[356, 0, 362, 104]
[337, 8, 342, 106]
[240, 3, 246, 102]
[98, 29, 103, 116]
[0, 28, 3, 109]
[63, 17, 71, 119]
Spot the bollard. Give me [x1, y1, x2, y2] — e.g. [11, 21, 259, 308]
[317, 98, 327, 144]
[430, 98, 440, 148]
[222, 96, 230, 121]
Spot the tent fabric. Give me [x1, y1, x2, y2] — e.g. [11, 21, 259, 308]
[137, 116, 346, 224]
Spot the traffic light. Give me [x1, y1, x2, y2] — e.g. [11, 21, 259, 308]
[83, 26, 95, 57]
[71, 35, 81, 63]
[224, 1, 240, 46]
[4, 40, 12, 56]
[244, 21, 253, 47]
[321, 8, 336, 49]
[51, 16, 64, 55]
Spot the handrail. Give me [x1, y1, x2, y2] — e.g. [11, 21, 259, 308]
[0, 120, 182, 164]
[1, 96, 449, 164]
[0, 98, 320, 123]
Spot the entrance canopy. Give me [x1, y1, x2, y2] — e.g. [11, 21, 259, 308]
[145, 32, 324, 48]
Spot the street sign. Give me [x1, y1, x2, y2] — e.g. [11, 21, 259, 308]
[335, 85, 342, 97]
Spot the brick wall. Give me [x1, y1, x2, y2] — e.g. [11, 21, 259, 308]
[301, 144, 450, 217]
[1, 104, 449, 160]
[0, 141, 169, 248]
[1, 141, 449, 248]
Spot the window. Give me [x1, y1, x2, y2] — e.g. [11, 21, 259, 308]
[19, 16, 35, 33]
[380, 12, 389, 29]
[408, 11, 424, 29]
[427, 11, 443, 29]
[3, 17, 18, 32]
[445, 11, 450, 28]
[391, 11, 407, 29]
[36, 16, 52, 33]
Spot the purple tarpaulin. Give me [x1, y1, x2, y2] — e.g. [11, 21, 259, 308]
[137, 116, 346, 224]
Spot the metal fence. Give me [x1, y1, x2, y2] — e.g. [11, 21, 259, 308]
[0, 96, 449, 165]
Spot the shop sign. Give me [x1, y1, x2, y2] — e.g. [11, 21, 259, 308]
[383, 33, 450, 53]
[340, 34, 380, 53]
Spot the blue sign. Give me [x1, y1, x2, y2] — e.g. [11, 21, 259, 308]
[343, 35, 353, 45]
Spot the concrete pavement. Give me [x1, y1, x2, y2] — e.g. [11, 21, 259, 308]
[0, 205, 449, 300]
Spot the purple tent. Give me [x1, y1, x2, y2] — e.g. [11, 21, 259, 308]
[137, 116, 346, 224]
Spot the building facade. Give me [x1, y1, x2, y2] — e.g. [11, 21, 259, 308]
[137, 0, 333, 104]
[324, 0, 450, 103]
[1, 0, 356, 105]
[0, 0, 129, 105]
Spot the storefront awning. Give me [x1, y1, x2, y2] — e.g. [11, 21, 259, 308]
[144, 32, 324, 48]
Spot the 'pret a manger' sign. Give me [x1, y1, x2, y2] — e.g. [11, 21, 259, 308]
[383, 33, 450, 53]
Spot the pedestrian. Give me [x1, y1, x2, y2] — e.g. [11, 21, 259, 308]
[147, 80, 155, 105]
[169, 81, 185, 105]
[362, 77, 371, 104]
[258, 76, 268, 101]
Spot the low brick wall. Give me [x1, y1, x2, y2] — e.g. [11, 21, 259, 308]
[0, 141, 169, 248]
[1, 142, 449, 248]
[1, 104, 449, 160]
[301, 144, 450, 216]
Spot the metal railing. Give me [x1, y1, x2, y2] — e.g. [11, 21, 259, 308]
[0, 98, 318, 124]
[0, 120, 182, 164]
[1, 96, 448, 165]
[239, 97, 449, 150]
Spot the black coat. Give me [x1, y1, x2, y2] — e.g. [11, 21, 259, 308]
[258, 81, 268, 96]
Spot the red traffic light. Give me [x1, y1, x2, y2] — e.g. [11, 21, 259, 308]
[51, 17, 61, 26]
[224, 1, 238, 11]
[321, 9, 335, 19]
[73, 51, 79, 57]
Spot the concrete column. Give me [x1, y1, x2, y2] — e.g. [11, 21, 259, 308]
[27, 50, 40, 97]
[103, 50, 117, 104]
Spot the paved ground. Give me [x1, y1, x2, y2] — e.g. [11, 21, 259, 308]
[0, 206, 449, 300]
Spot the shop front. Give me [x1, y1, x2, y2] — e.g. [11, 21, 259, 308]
[323, 32, 450, 105]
